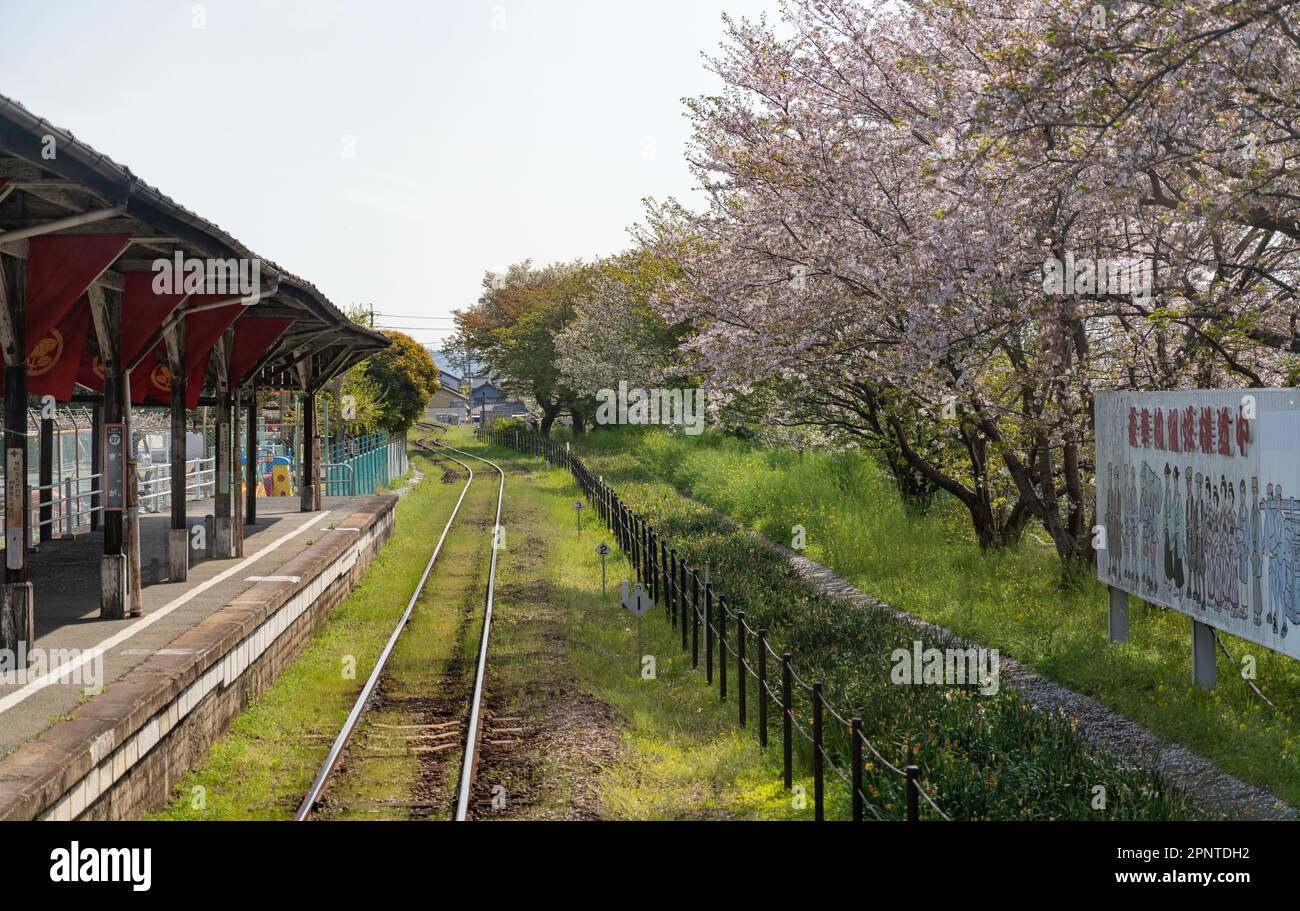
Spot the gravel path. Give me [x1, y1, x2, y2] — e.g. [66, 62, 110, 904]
[772, 540, 1295, 820]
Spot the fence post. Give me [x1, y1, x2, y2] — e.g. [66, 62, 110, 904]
[812, 682, 824, 821]
[669, 548, 677, 628]
[757, 628, 768, 748]
[718, 596, 727, 701]
[679, 561, 688, 651]
[650, 528, 658, 602]
[705, 582, 714, 684]
[62, 477, 74, 538]
[781, 653, 793, 789]
[905, 765, 920, 822]
[645, 527, 654, 599]
[737, 612, 746, 726]
[660, 539, 668, 614]
[851, 717, 863, 822]
[691, 570, 700, 668]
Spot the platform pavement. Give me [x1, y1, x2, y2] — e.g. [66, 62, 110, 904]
[0, 495, 379, 755]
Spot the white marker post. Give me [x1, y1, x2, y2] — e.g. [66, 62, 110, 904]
[621, 579, 652, 674]
[595, 541, 611, 595]
[575, 499, 584, 536]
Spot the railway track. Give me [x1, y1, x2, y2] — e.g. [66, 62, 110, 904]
[294, 423, 504, 821]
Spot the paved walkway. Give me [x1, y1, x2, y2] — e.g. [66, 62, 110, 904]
[0, 495, 380, 755]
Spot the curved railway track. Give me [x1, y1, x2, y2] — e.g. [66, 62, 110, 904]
[294, 423, 504, 821]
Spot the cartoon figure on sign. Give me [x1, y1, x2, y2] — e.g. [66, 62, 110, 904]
[1236, 479, 1250, 621]
[1139, 462, 1162, 596]
[1202, 473, 1214, 610]
[1265, 483, 1281, 631]
[1190, 473, 1196, 608]
[1264, 485, 1300, 637]
[1122, 464, 1137, 583]
[1225, 476, 1240, 616]
[1170, 465, 1180, 579]
[1206, 483, 1216, 610]
[1250, 477, 1264, 627]
[1167, 465, 1184, 591]
[1107, 465, 1118, 571]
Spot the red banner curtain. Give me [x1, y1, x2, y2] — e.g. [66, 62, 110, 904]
[230, 317, 293, 387]
[4, 234, 129, 401]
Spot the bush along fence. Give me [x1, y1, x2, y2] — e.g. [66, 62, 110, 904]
[323, 431, 408, 496]
[490, 426, 950, 822]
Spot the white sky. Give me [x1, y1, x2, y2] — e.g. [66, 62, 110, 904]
[0, 0, 782, 348]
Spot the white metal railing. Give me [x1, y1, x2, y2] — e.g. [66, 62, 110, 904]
[136, 457, 217, 513]
[11, 456, 218, 541]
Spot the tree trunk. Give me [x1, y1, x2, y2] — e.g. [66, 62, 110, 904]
[539, 402, 561, 435]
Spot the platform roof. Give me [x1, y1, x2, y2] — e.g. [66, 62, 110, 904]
[0, 93, 388, 398]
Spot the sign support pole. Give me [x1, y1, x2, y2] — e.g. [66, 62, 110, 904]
[1191, 618, 1217, 689]
[1107, 585, 1129, 643]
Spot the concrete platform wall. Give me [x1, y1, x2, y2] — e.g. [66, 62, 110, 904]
[0, 496, 397, 820]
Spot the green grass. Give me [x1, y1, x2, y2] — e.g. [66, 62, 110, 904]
[558, 426, 1299, 812]
[150, 446, 467, 820]
[500, 429, 1200, 821]
[477, 433, 811, 819]
[154, 425, 803, 821]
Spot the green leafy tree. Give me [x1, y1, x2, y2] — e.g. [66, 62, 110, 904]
[358, 331, 440, 432]
[455, 262, 590, 434]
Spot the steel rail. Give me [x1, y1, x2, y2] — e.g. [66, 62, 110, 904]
[293, 432, 474, 820]
[436, 434, 506, 822]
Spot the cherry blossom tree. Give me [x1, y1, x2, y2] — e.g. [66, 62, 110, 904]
[635, 0, 1300, 569]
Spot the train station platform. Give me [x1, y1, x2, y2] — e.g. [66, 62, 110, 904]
[0, 493, 399, 820]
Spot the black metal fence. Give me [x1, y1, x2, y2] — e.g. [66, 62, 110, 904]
[490, 426, 950, 822]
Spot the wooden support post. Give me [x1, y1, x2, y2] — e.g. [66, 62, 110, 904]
[122, 365, 142, 616]
[166, 320, 188, 581]
[1107, 585, 1129, 643]
[0, 252, 33, 659]
[300, 389, 316, 512]
[312, 434, 321, 511]
[812, 681, 824, 821]
[245, 387, 257, 525]
[1192, 618, 1217, 690]
[213, 332, 234, 557]
[232, 385, 244, 557]
[90, 285, 127, 618]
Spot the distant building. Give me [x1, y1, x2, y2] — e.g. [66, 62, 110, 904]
[469, 377, 508, 407]
[439, 369, 464, 394]
[426, 381, 470, 424]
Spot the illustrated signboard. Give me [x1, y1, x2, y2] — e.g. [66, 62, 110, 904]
[1095, 389, 1300, 660]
